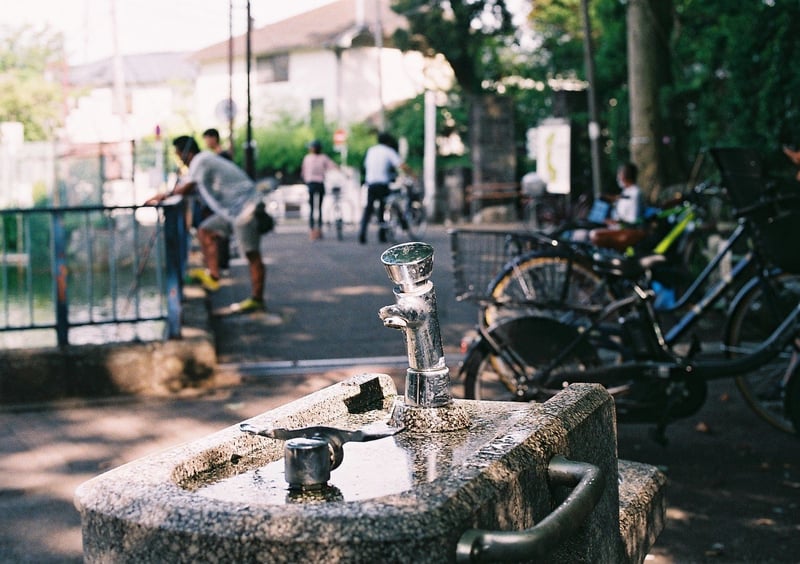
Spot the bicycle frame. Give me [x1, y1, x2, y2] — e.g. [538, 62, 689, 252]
[462, 211, 798, 406]
[518, 267, 799, 389]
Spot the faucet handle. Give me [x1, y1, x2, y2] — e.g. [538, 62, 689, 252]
[240, 422, 403, 446]
[241, 421, 404, 490]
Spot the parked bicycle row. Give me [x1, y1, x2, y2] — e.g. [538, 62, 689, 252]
[450, 147, 800, 443]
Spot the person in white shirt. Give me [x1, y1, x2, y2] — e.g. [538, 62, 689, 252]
[587, 162, 647, 252]
[611, 162, 643, 225]
[147, 136, 268, 314]
[358, 132, 410, 244]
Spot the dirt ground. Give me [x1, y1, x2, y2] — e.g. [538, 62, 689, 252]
[616, 378, 800, 564]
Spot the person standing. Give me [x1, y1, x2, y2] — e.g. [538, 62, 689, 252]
[301, 139, 337, 241]
[358, 132, 409, 244]
[202, 128, 233, 160]
[147, 135, 271, 315]
[200, 128, 233, 267]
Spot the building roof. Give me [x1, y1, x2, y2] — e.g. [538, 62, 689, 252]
[192, 0, 408, 63]
[68, 52, 198, 88]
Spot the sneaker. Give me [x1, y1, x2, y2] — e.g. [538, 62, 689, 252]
[187, 268, 220, 292]
[230, 297, 265, 313]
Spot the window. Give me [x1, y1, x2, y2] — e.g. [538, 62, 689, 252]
[310, 98, 324, 127]
[256, 53, 289, 83]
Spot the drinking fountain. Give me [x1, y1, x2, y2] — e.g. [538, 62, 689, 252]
[74, 242, 666, 563]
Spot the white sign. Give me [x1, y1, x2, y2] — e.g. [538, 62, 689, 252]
[215, 99, 237, 122]
[536, 121, 571, 194]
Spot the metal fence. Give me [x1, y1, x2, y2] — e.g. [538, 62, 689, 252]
[0, 199, 187, 348]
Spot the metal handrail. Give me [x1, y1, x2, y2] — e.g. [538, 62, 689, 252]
[456, 455, 605, 562]
[0, 199, 187, 346]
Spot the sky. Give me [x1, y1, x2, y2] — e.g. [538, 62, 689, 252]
[3, 0, 338, 65]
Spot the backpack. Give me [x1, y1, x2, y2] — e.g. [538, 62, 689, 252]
[255, 201, 275, 234]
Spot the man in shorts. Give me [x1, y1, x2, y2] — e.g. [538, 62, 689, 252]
[148, 135, 268, 314]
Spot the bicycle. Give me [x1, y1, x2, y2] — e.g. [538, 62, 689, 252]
[380, 175, 428, 243]
[452, 179, 722, 330]
[454, 148, 800, 441]
[328, 185, 352, 241]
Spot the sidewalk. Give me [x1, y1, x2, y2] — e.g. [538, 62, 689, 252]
[1, 221, 798, 563]
[206, 221, 474, 369]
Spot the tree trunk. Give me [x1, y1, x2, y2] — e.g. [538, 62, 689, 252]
[469, 93, 516, 185]
[627, 0, 674, 201]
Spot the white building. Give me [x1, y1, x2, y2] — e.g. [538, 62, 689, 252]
[192, 0, 451, 134]
[62, 0, 452, 145]
[54, 0, 453, 209]
[65, 52, 198, 143]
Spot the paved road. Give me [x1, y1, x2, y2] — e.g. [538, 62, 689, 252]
[1, 220, 798, 563]
[208, 221, 475, 369]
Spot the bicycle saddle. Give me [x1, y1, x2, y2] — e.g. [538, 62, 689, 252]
[588, 227, 648, 252]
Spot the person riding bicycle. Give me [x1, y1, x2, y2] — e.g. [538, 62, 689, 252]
[358, 132, 411, 244]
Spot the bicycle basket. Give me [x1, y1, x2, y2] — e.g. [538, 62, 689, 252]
[408, 183, 424, 201]
[449, 229, 542, 301]
[750, 207, 800, 273]
[709, 147, 765, 210]
[711, 147, 800, 272]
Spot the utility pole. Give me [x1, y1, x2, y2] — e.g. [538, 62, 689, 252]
[374, 0, 385, 131]
[228, 0, 235, 158]
[580, 0, 602, 198]
[245, 0, 255, 179]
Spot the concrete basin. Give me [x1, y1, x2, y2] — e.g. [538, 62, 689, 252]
[75, 373, 665, 563]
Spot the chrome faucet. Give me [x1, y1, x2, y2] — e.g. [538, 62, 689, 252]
[379, 242, 452, 408]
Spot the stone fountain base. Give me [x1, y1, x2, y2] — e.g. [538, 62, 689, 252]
[75, 373, 665, 563]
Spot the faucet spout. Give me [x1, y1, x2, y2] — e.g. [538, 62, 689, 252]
[378, 304, 409, 329]
[380, 242, 453, 408]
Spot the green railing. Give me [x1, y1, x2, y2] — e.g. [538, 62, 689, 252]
[0, 198, 187, 347]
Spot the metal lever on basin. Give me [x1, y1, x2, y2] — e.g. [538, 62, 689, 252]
[240, 422, 404, 490]
[455, 455, 605, 563]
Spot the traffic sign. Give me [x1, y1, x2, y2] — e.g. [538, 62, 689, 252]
[333, 128, 347, 147]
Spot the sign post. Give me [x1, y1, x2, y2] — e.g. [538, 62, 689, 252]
[333, 128, 348, 165]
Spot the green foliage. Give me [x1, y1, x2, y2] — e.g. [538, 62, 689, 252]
[232, 115, 377, 181]
[385, 91, 472, 173]
[391, 0, 516, 94]
[529, 0, 587, 78]
[526, 0, 800, 184]
[239, 114, 313, 179]
[666, 1, 800, 171]
[0, 25, 66, 141]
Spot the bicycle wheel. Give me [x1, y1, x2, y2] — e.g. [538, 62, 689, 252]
[335, 216, 344, 240]
[462, 316, 599, 401]
[726, 272, 800, 434]
[485, 251, 613, 326]
[330, 201, 344, 241]
[384, 204, 402, 244]
[405, 200, 428, 239]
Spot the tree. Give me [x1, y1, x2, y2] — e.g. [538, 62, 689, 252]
[391, 0, 515, 96]
[529, 0, 800, 199]
[0, 25, 66, 141]
[627, 0, 678, 198]
[391, 0, 520, 186]
[666, 1, 800, 173]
